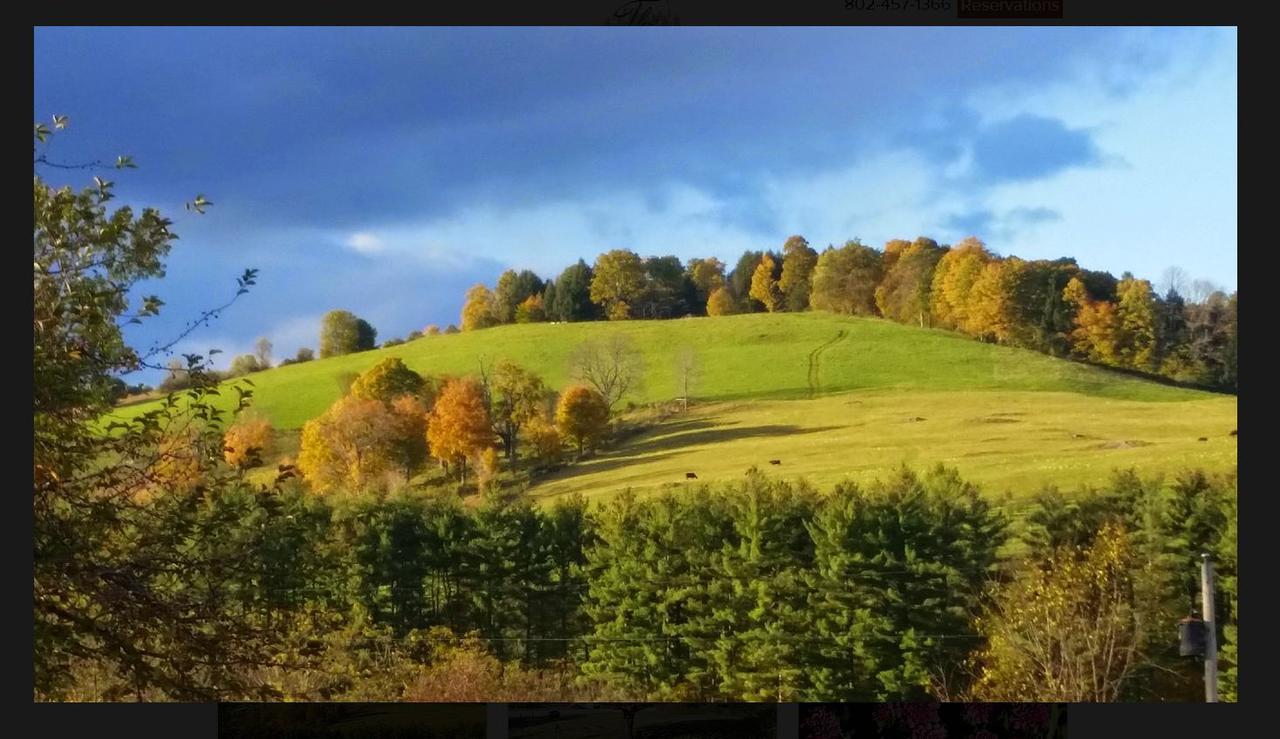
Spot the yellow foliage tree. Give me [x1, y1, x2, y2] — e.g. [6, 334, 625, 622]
[460, 284, 501, 331]
[426, 377, 494, 483]
[1063, 277, 1121, 364]
[749, 253, 782, 312]
[686, 257, 727, 308]
[969, 522, 1142, 702]
[930, 237, 994, 330]
[589, 249, 645, 320]
[778, 236, 818, 311]
[1115, 275, 1158, 371]
[297, 395, 405, 493]
[223, 417, 274, 469]
[706, 286, 738, 316]
[474, 446, 500, 493]
[555, 385, 610, 453]
[524, 418, 563, 468]
[147, 427, 204, 496]
[349, 357, 424, 403]
[965, 257, 1027, 343]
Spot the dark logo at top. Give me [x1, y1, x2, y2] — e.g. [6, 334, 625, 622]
[609, 0, 680, 25]
[957, 0, 1063, 18]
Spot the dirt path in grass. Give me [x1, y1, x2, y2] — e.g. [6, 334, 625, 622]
[807, 329, 847, 398]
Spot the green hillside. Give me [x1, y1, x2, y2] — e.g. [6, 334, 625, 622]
[115, 312, 1220, 430]
[110, 312, 1236, 501]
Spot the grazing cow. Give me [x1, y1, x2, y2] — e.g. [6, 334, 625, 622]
[685, 472, 698, 480]
[1198, 437, 1208, 442]
[769, 459, 782, 465]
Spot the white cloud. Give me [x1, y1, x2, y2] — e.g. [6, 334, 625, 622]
[344, 231, 385, 254]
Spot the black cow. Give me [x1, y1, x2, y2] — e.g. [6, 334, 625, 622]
[685, 472, 698, 480]
[769, 459, 782, 465]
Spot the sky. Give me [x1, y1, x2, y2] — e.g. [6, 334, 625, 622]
[33, 27, 1237, 383]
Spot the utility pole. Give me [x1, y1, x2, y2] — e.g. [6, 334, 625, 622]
[1201, 553, 1219, 703]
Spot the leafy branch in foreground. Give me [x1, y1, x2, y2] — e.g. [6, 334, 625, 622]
[34, 116, 284, 700]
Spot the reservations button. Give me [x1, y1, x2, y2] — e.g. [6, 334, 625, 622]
[957, 0, 1063, 18]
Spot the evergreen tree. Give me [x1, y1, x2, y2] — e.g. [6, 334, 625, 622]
[805, 466, 1006, 700]
[551, 259, 598, 322]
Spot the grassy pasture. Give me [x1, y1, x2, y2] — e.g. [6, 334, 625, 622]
[109, 312, 1235, 505]
[525, 389, 1237, 505]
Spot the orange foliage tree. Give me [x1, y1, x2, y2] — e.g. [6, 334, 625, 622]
[426, 377, 494, 483]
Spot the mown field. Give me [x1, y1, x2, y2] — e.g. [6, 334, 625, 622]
[527, 390, 1237, 504]
[111, 312, 1237, 502]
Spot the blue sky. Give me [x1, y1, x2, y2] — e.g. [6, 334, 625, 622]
[34, 27, 1237, 383]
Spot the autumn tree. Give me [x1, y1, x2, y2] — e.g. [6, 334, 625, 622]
[875, 237, 945, 327]
[685, 257, 726, 312]
[427, 377, 494, 484]
[809, 239, 885, 316]
[778, 235, 819, 312]
[965, 257, 1028, 342]
[389, 394, 431, 477]
[297, 395, 410, 493]
[224, 417, 274, 470]
[706, 286, 738, 316]
[514, 294, 547, 324]
[461, 284, 501, 331]
[749, 253, 783, 312]
[556, 386, 610, 453]
[568, 334, 646, 412]
[319, 309, 376, 358]
[970, 522, 1142, 702]
[524, 419, 564, 469]
[1114, 274, 1159, 371]
[484, 360, 551, 460]
[350, 357, 425, 403]
[590, 249, 646, 320]
[929, 237, 994, 330]
[1063, 277, 1120, 364]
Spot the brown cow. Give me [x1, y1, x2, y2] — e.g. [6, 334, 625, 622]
[685, 472, 698, 480]
[769, 459, 782, 465]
